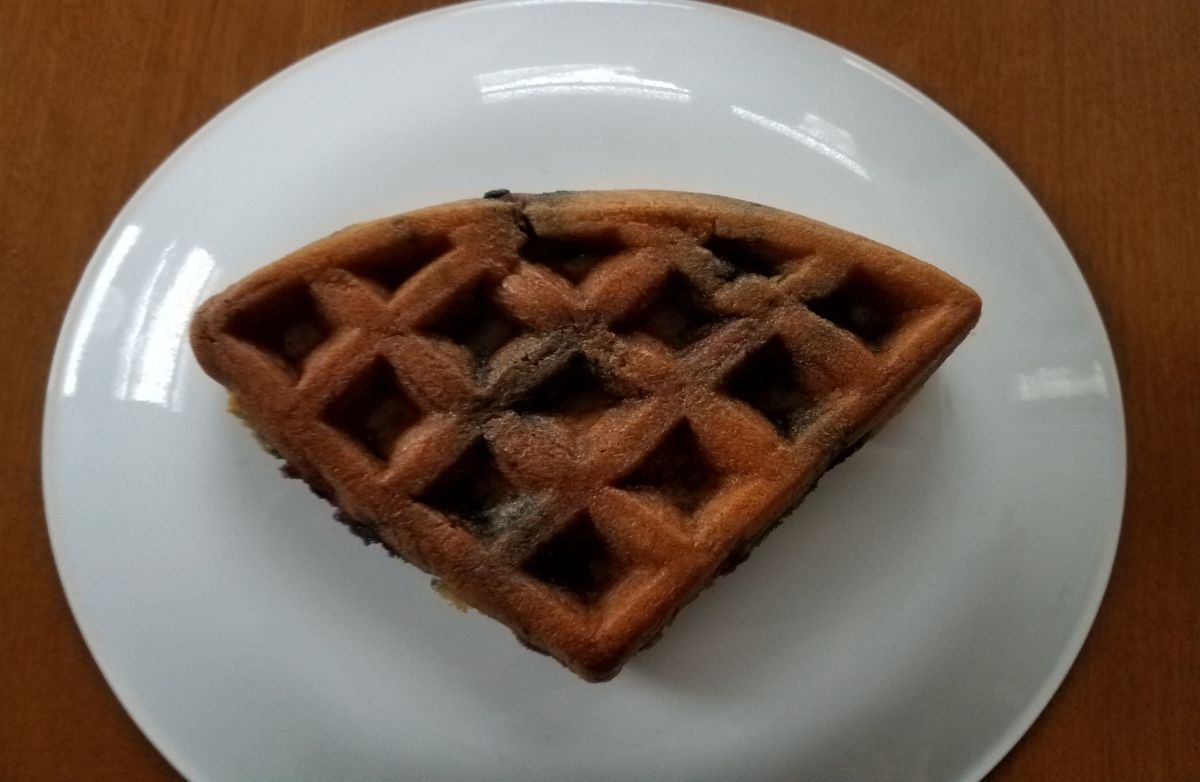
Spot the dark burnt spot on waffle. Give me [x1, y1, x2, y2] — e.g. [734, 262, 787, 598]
[280, 462, 335, 502]
[483, 188, 512, 199]
[512, 352, 622, 421]
[519, 231, 625, 285]
[420, 283, 525, 369]
[618, 420, 722, 515]
[704, 236, 795, 280]
[721, 337, 820, 438]
[805, 269, 899, 349]
[333, 510, 382, 545]
[829, 433, 870, 469]
[522, 513, 618, 604]
[321, 358, 419, 462]
[344, 233, 452, 295]
[228, 283, 330, 376]
[416, 438, 520, 536]
[614, 271, 726, 351]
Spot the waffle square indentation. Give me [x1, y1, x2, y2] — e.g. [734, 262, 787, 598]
[228, 284, 331, 376]
[321, 358, 420, 462]
[522, 512, 619, 604]
[615, 272, 725, 351]
[618, 420, 723, 516]
[720, 337, 820, 438]
[416, 438, 521, 537]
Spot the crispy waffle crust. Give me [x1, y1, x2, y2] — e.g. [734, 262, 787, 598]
[190, 190, 981, 681]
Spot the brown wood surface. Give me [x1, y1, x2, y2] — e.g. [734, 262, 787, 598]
[2, 1, 1197, 779]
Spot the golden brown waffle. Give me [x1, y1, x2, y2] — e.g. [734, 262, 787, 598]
[190, 190, 981, 681]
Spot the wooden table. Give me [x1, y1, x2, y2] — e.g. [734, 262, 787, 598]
[2, 1, 1197, 779]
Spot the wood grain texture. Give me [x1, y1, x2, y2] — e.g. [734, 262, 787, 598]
[1, 1, 1196, 779]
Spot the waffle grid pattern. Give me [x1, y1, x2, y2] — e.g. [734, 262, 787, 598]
[193, 192, 980, 679]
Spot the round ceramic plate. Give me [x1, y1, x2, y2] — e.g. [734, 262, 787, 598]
[43, 1, 1125, 780]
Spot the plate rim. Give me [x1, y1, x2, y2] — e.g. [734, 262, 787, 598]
[41, 1, 1126, 780]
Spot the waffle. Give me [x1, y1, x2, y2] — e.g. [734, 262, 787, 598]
[190, 190, 981, 681]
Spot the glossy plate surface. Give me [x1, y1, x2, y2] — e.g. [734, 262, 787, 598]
[43, 2, 1124, 780]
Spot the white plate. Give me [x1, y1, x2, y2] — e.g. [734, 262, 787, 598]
[43, 1, 1125, 780]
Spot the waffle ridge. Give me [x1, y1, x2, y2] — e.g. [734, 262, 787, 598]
[191, 190, 981, 681]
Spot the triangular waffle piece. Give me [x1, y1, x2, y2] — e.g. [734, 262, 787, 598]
[191, 190, 981, 681]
